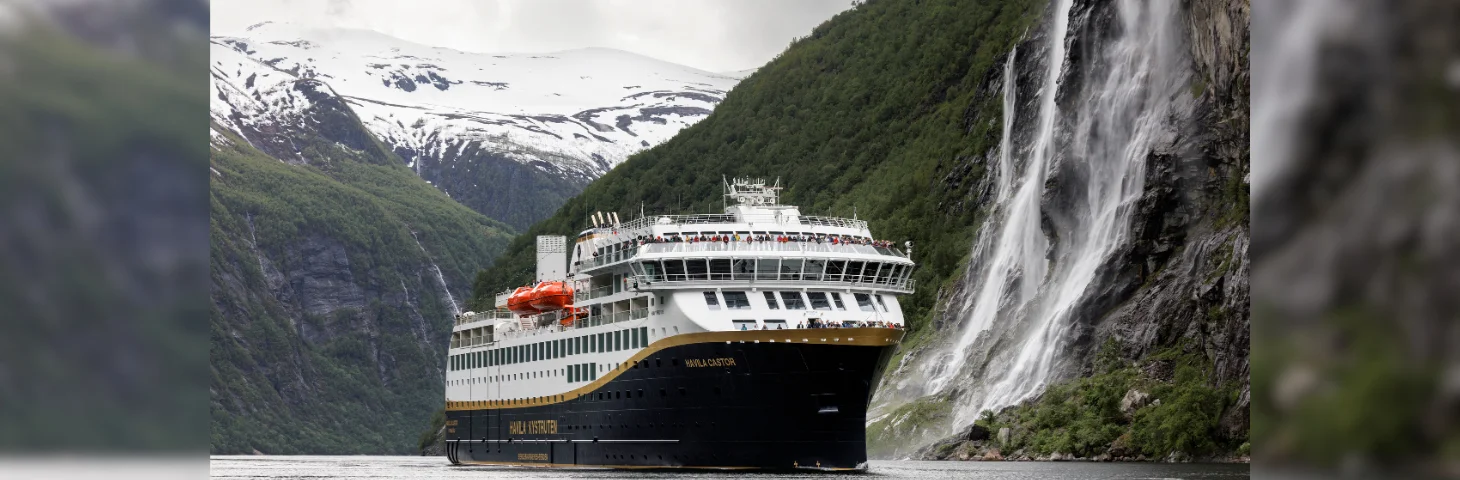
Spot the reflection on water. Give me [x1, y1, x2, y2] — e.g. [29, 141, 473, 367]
[210, 456, 1250, 479]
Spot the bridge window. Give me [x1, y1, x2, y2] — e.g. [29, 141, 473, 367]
[780, 259, 803, 281]
[686, 259, 709, 280]
[763, 291, 781, 309]
[826, 260, 847, 282]
[831, 293, 847, 310]
[855, 293, 875, 311]
[807, 292, 833, 310]
[780, 291, 806, 310]
[663, 259, 686, 281]
[846, 261, 866, 283]
[804, 259, 826, 281]
[755, 258, 779, 280]
[723, 291, 751, 309]
[703, 291, 721, 310]
[709, 259, 732, 280]
[731, 259, 753, 278]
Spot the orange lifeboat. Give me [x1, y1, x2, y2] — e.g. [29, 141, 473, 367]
[528, 281, 574, 312]
[506, 286, 540, 315]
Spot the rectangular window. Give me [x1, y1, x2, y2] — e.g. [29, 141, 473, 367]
[732, 319, 757, 330]
[876, 294, 890, 312]
[831, 293, 847, 310]
[614, 330, 622, 351]
[723, 291, 751, 309]
[598, 333, 605, 352]
[640, 327, 648, 347]
[780, 291, 807, 310]
[703, 291, 721, 310]
[709, 259, 732, 280]
[855, 293, 875, 311]
[591, 363, 598, 380]
[807, 292, 833, 310]
[763, 291, 781, 309]
[779, 259, 803, 281]
[846, 261, 866, 282]
[765, 319, 788, 330]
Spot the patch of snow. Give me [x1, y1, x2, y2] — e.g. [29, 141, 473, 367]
[210, 23, 743, 179]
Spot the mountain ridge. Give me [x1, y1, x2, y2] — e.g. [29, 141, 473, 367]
[210, 23, 741, 230]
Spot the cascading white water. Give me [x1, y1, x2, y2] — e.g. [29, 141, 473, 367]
[921, 0, 1192, 426]
[925, 0, 1070, 395]
[410, 231, 461, 316]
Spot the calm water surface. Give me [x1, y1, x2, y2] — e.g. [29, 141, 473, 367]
[210, 456, 1249, 479]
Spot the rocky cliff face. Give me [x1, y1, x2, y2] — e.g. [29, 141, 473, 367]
[871, 0, 1249, 460]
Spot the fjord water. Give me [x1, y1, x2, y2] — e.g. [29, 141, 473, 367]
[919, 0, 1192, 426]
[210, 456, 1250, 479]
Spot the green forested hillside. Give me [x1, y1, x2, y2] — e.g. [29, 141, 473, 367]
[210, 84, 514, 452]
[0, 25, 208, 450]
[469, 0, 1043, 335]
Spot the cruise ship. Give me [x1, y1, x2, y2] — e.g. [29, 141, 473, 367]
[442, 178, 915, 470]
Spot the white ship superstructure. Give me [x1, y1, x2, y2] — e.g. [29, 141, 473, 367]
[441, 178, 915, 470]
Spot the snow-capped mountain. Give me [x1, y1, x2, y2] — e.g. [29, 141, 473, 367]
[210, 21, 741, 229]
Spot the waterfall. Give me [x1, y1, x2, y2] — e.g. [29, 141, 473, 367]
[410, 230, 461, 316]
[921, 0, 1193, 426]
[925, 0, 1070, 395]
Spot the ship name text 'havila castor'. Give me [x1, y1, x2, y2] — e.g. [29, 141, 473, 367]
[443, 177, 915, 471]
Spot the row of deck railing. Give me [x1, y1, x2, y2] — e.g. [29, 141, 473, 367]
[576, 241, 908, 271]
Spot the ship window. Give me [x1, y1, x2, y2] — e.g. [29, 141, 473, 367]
[855, 293, 875, 311]
[804, 259, 826, 281]
[732, 320, 757, 331]
[640, 327, 648, 346]
[709, 259, 732, 280]
[766, 319, 788, 330]
[876, 294, 890, 312]
[846, 261, 866, 282]
[615, 330, 623, 350]
[723, 291, 751, 309]
[597, 333, 605, 352]
[780, 291, 806, 310]
[641, 261, 662, 282]
[779, 259, 803, 281]
[731, 259, 753, 278]
[807, 292, 833, 310]
[686, 259, 709, 281]
[703, 291, 721, 310]
[831, 293, 847, 310]
[762, 292, 779, 310]
[873, 263, 892, 284]
[826, 260, 846, 282]
[755, 258, 779, 280]
[568, 365, 575, 383]
[663, 259, 686, 281]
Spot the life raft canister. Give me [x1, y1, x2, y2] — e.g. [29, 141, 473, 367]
[506, 286, 540, 315]
[528, 281, 573, 312]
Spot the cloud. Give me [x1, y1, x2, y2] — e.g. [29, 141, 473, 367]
[210, 0, 854, 72]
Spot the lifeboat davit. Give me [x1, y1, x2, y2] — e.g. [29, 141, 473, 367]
[505, 286, 540, 315]
[528, 281, 573, 312]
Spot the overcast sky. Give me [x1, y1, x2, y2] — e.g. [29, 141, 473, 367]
[211, 0, 855, 73]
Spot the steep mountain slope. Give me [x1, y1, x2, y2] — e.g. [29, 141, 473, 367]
[469, 0, 1248, 462]
[209, 46, 515, 453]
[0, 11, 207, 451]
[211, 22, 740, 229]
